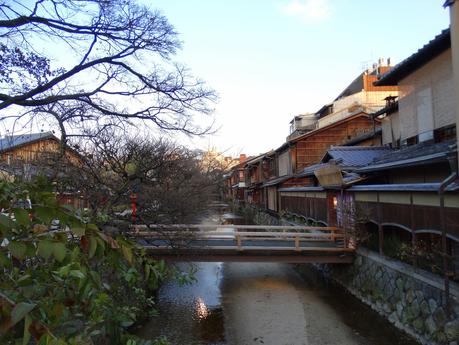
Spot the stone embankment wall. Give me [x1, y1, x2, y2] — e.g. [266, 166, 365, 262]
[233, 202, 459, 345]
[327, 249, 459, 345]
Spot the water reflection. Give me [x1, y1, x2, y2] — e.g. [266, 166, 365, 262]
[195, 297, 209, 320]
[136, 262, 226, 345]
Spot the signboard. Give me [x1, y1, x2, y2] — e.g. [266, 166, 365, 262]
[314, 164, 343, 187]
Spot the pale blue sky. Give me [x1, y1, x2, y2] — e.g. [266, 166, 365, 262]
[147, 0, 450, 157]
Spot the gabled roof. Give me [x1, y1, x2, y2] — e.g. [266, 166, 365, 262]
[295, 146, 390, 179]
[245, 150, 276, 167]
[323, 146, 392, 168]
[0, 132, 57, 153]
[375, 28, 450, 86]
[357, 140, 456, 173]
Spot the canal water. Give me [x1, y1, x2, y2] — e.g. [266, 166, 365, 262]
[136, 209, 420, 345]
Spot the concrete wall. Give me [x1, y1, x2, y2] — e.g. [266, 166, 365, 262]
[382, 110, 401, 146]
[398, 49, 455, 141]
[318, 90, 399, 129]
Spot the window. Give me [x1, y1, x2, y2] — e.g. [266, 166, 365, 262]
[434, 125, 456, 143]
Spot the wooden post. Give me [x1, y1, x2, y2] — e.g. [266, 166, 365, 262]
[236, 234, 242, 251]
[294, 237, 300, 252]
[377, 192, 384, 256]
[410, 193, 417, 267]
[440, 191, 450, 316]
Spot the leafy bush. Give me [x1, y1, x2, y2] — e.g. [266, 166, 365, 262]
[0, 180, 172, 344]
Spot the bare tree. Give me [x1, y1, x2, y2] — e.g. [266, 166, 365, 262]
[0, 0, 216, 135]
[50, 133, 217, 225]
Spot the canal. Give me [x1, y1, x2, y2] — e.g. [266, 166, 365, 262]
[136, 209, 420, 345]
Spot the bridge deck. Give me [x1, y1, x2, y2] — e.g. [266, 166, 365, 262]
[130, 224, 355, 263]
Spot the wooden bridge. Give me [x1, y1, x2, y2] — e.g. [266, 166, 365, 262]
[129, 224, 355, 263]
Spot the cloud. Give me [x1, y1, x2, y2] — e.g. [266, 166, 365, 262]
[283, 0, 331, 23]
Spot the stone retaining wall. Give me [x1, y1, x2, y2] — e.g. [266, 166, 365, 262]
[327, 249, 459, 345]
[234, 203, 459, 345]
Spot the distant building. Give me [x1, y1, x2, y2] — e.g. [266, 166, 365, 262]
[287, 113, 318, 140]
[0, 131, 86, 209]
[316, 58, 399, 129]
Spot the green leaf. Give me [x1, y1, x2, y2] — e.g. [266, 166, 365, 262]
[0, 213, 12, 231]
[69, 270, 85, 279]
[71, 227, 85, 237]
[11, 302, 35, 326]
[34, 206, 55, 224]
[17, 274, 32, 287]
[8, 241, 27, 259]
[37, 240, 54, 260]
[23, 314, 31, 345]
[88, 236, 97, 258]
[13, 208, 30, 227]
[25, 242, 36, 257]
[0, 251, 10, 267]
[121, 245, 133, 266]
[86, 223, 99, 232]
[52, 242, 67, 262]
[71, 247, 80, 261]
[145, 263, 151, 280]
[56, 264, 71, 277]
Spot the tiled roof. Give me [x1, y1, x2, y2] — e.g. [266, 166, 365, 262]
[0, 132, 56, 152]
[278, 186, 325, 193]
[262, 175, 291, 187]
[324, 146, 392, 168]
[296, 162, 328, 177]
[296, 146, 391, 178]
[375, 29, 450, 86]
[358, 140, 456, 173]
[348, 182, 459, 193]
[343, 128, 382, 146]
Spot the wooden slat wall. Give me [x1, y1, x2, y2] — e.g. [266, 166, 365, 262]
[294, 116, 375, 173]
[355, 201, 459, 239]
[1, 139, 82, 165]
[280, 196, 328, 224]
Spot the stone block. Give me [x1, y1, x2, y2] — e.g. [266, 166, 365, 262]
[426, 316, 438, 336]
[444, 320, 459, 342]
[406, 289, 415, 304]
[396, 277, 404, 291]
[396, 302, 404, 319]
[420, 300, 430, 316]
[433, 307, 447, 328]
[412, 317, 425, 333]
[429, 299, 439, 313]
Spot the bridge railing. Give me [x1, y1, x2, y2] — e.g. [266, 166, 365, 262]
[129, 224, 351, 252]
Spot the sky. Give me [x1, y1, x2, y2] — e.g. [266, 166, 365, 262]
[144, 0, 450, 157]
